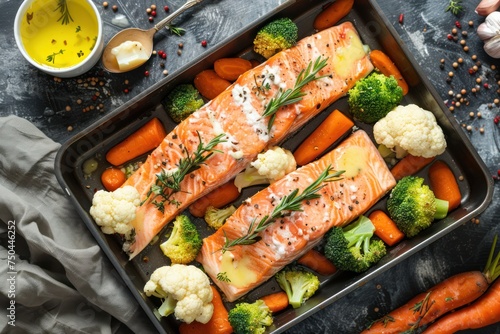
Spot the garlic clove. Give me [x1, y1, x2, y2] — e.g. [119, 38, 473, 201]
[475, 0, 500, 16]
[477, 22, 497, 41]
[484, 35, 500, 58]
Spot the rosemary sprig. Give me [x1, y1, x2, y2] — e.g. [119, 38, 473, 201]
[445, 0, 463, 15]
[142, 132, 227, 212]
[46, 49, 65, 64]
[167, 24, 186, 36]
[219, 166, 343, 253]
[261, 56, 328, 131]
[55, 0, 74, 25]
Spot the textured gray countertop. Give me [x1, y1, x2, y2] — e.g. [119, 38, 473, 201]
[1, 0, 499, 333]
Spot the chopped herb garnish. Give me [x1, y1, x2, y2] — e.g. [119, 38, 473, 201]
[216, 272, 231, 282]
[261, 56, 328, 131]
[445, 0, 463, 15]
[55, 0, 74, 25]
[167, 24, 185, 36]
[76, 25, 81, 33]
[142, 132, 227, 212]
[219, 166, 343, 253]
[46, 49, 65, 64]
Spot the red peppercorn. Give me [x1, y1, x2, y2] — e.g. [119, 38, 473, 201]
[455, 21, 461, 28]
[164, 5, 169, 12]
[494, 115, 500, 124]
[123, 88, 129, 94]
[201, 40, 207, 47]
[148, 16, 154, 22]
[447, 34, 453, 40]
[144, 70, 150, 77]
[484, 83, 490, 89]
[151, 10, 157, 17]
[399, 13, 404, 24]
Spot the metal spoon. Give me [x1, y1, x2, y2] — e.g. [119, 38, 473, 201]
[101, 0, 204, 73]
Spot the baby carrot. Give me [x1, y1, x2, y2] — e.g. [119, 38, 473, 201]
[423, 278, 500, 334]
[188, 180, 240, 217]
[105, 118, 166, 166]
[194, 69, 232, 100]
[101, 167, 127, 191]
[369, 50, 409, 95]
[297, 249, 337, 276]
[390, 154, 435, 181]
[428, 160, 462, 211]
[260, 291, 289, 313]
[313, 0, 354, 31]
[214, 58, 253, 81]
[179, 285, 233, 334]
[362, 271, 489, 334]
[363, 235, 500, 334]
[293, 109, 354, 166]
[368, 210, 405, 247]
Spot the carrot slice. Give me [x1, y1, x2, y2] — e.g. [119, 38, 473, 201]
[188, 180, 240, 217]
[368, 210, 405, 246]
[260, 291, 289, 313]
[105, 118, 166, 166]
[297, 249, 337, 276]
[390, 154, 435, 181]
[293, 109, 354, 166]
[194, 69, 232, 100]
[369, 50, 409, 95]
[428, 160, 462, 211]
[179, 285, 233, 334]
[214, 58, 253, 81]
[313, 0, 354, 31]
[101, 167, 127, 191]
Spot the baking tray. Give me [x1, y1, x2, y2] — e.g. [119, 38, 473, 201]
[54, 0, 494, 333]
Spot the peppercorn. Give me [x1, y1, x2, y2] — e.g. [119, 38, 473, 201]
[472, 54, 478, 60]
[468, 20, 474, 27]
[458, 57, 463, 64]
[164, 5, 169, 11]
[112, 4, 118, 11]
[448, 71, 454, 77]
[463, 46, 469, 52]
[452, 28, 458, 35]
[201, 40, 208, 47]
[103, 1, 108, 8]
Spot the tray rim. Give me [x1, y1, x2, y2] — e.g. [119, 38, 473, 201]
[54, 0, 495, 332]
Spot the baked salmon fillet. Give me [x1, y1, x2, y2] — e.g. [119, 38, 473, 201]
[197, 130, 396, 302]
[121, 22, 374, 259]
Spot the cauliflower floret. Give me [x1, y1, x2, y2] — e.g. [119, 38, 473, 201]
[234, 146, 297, 192]
[143, 264, 214, 324]
[89, 185, 140, 238]
[373, 104, 447, 159]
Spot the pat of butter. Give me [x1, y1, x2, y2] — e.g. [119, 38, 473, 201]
[111, 41, 149, 71]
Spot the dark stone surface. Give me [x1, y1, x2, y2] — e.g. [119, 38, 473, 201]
[2, 0, 499, 333]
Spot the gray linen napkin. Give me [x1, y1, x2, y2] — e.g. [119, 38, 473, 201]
[0, 116, 156, 334]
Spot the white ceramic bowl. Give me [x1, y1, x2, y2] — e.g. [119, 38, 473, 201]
[14, 0, 103, 78]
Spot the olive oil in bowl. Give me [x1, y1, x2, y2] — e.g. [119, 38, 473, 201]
[14, 0, 103, 77]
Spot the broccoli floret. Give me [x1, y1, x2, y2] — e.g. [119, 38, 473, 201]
[253, 17, 298, 59]
[275, 267, 320, 309]
[162, 84, 204, 123]
[386, 176, 449, 238]
[160, 215, 202, 264]
[228, 299, 273, 334]
[347, 72, 403, 123]
[204, 205, 236, 230]
[324, 215, 387, 273]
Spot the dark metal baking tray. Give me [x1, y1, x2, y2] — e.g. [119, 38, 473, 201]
[55, 0, 494, 333]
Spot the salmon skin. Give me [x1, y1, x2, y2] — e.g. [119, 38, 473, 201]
[121, 22, 374, 259]
[197, 130, 396, 302]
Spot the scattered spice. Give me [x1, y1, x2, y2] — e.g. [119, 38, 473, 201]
[103, 2, 108, 8]
[112, 4, 118, 12]
[201, 40, 208, 47]
[399, 13, 404, 24]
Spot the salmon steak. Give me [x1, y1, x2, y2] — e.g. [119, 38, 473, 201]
[121, 22, 374, 259]
[197, 130, 396, 302]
